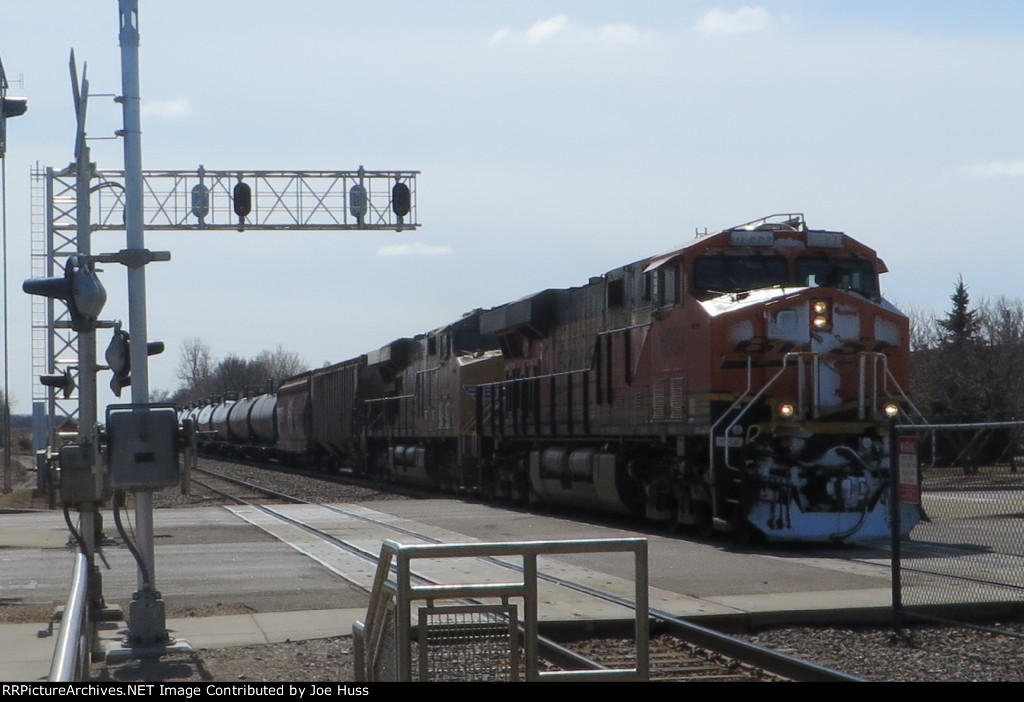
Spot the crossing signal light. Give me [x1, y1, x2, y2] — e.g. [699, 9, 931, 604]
[1, 96, 27, 118]
[0, 95, 27, 159]
[104, 323, 165, 397]
[22, 256, 107, 333]
[40, 368, 76, 399]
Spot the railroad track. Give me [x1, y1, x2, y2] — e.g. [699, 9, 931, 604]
[534, 632, 790, 682]
[192, 462, 859, 682]
[189, 465, 310, 505]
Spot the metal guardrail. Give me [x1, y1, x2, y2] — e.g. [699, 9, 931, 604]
[49, 551, 90, 682]
[354, 537, 649, 682]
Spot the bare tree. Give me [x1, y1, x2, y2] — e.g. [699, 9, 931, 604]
[173, 340, 308, 400]
[253, 345, 307, 387]
[211, 354, 261, 395]
[176, 337, 215, 397]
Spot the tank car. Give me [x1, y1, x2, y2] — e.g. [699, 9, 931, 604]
[472, 213, 920, 542]
[224, 392, 277, 460]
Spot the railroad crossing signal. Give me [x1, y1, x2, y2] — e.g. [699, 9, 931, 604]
[39, 368, 76, 399]
[23, 255, 107, 333]
[104, 322, 165, 397]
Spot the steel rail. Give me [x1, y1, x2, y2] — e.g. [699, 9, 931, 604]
[194, 459, 865, 681]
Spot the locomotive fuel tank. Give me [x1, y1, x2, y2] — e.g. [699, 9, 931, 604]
[528, 447, 640, 515]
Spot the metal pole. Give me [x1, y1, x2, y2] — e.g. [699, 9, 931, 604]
[66, 51, 110, 636]
[1, 57, 11, 494]
[890, 419, 902, 631]
[118, 0, 166, 646]
[1, 145, 9, 494]
[74, 84, 100, 598]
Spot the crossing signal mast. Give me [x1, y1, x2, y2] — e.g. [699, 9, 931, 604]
[1, 54, 27, 495]
[26, 0, 420, 660]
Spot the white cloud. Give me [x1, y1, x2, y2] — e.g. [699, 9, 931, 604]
[142, 97, 195, 120]
[959, 161, 1024, 179]
[694, 7, 774, 35]
[377, 242, 455, 257]
[489, 15, 654, 46]
[525, 14, 569, 45]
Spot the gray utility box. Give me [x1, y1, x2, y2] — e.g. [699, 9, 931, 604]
[107, 404, 180, 490]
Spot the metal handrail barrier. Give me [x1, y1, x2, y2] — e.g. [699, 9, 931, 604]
[354, 537, 649, 682]
[49, 551, 90, 682]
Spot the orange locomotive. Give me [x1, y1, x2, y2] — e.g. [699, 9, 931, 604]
[472, 213, 919, 542]
[191, 213, 920, 543]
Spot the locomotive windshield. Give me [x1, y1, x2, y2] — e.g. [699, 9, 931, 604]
[693, 254, 878, 300]
[693, 255, 788, 299]
[796, 257, 877, 298]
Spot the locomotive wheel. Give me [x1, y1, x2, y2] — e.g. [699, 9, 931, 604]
[695, 502, 714, 540]
[733, 523, 766, 547]
[661, 499, 681, 533]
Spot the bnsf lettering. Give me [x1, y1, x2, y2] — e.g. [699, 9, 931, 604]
[732, 337, 891, 355]
[732, 337, 800, 354]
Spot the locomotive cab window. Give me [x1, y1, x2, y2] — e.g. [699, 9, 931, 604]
[644, 265, 681, 307]
[796, 258, 877, 298]
[693, 255, 788, 299]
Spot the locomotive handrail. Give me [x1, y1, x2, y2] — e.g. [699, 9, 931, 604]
[478, 367, 591, 384]
[594, 321, 652, 337]
[714, 352, 800, 476]
[880, 357, 928, 425]
[711, 351, 922, 529]
[708, 356, 755, 513]
[365, 394, 416, 403]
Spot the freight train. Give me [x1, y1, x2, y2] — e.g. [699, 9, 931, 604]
[183, 213, 922, 543]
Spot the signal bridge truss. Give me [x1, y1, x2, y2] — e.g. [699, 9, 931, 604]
[30, 165, 419, 442]
[55, 165, 419, 233]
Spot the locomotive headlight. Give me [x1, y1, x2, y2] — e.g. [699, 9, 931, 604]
[778, 402, 796, 419]
[883, 403, 900, 419]
[811, 299, 832, 331]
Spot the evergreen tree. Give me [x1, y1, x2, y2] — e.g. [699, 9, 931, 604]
[937, 275, 980, 346]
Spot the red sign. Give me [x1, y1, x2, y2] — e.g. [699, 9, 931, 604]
[897, 436, 921, 504]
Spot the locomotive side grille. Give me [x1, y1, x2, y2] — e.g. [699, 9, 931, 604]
[652, 378, 666, 420]
[651, 376, 686, 421]
[670, 377, 686, 420]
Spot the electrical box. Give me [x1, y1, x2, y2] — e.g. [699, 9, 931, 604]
[58, 443, 105, 505]
[107, 404, 180, 490]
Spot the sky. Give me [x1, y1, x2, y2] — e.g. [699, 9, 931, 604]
[1, 1, 1024, 414]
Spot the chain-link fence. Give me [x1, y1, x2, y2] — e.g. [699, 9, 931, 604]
[895, 421, 1024, 629]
